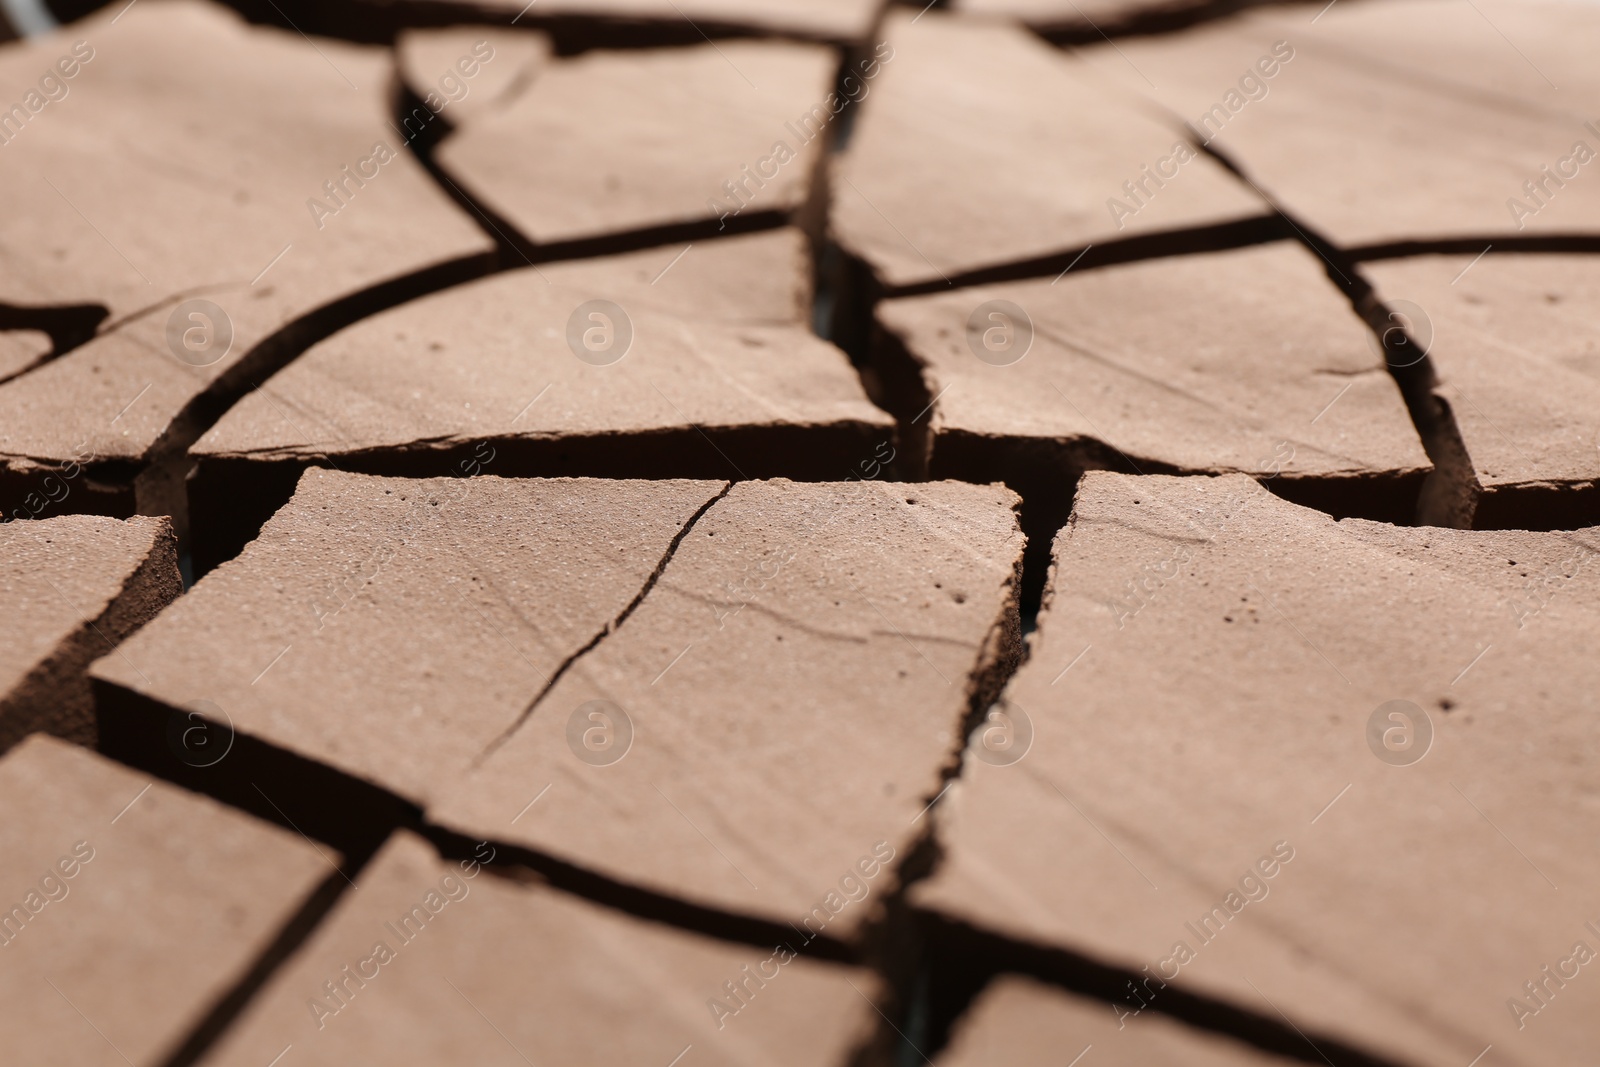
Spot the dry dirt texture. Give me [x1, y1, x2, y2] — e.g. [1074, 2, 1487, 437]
[1, 1, 1595, 1065]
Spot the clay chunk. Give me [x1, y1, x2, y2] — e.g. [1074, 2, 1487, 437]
[90, 471, 728, 813]
[431, 478, 1024, 941]
[1097, 0, 1600, 247]
[914, 471, 1600, 1067]
[1363, 253, 1600, 526]
[0, 0, 492, 483]
[0, 735, 333, 1067]
[205, 831, 880, 1067]
[877, 243, 1431, 520]
[0, 514, 180, 752]
[439, 41, 837, 246]
[939, 975, 1296, 1066]
[830, 11, 1267, 290]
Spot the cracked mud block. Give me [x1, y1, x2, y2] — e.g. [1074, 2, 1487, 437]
[1363, 254, 1600, 527]
[0, 514, 179, 752]
[877, 243, 1431, 530]
[91, 471, 728, 840]
[829, 11, 1267, 292]
[395, 27, 551, 129]
[0, 734, 334, 1067]
[186, 229, 885, 571]
[205, 831, 879, 1067]
[428, 479, 1024, 943]
[938, 975, 1293, 1066]
[1093, 0, 1600, 248]
[438, 41, 836, 246]
[914, 471, 1600, 1067]
[0, 0, 493, 509]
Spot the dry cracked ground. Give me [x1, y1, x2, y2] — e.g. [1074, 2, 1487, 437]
[2, 0, 1599, 1064]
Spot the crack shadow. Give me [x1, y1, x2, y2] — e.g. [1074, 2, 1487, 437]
[905, 910, 1428, 1067]
[0, 301, 110, 386]
[184, 0, 865, 51]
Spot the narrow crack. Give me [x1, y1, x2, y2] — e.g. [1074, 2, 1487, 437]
[846, 519, 1028, 1066]
[1197, 139, 1481, 529]
[473, 479, 734, 764]
[393, 73, 794, 272]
